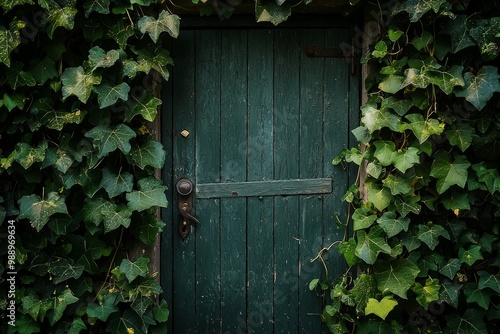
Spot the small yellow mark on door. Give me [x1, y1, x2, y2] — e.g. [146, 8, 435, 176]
[181, 129, 190, 138]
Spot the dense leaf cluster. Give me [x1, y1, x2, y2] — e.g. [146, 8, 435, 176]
[309, 0, 500, 333]
[0, 0, 176, 332]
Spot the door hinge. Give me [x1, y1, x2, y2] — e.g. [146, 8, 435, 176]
[305, 38, 357, 75]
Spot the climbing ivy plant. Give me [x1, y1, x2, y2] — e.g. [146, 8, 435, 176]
[0, 0, 177, 332]
[309, 0, 500, 333]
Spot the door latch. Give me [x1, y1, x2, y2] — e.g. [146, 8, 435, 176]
[176, 178, 200, 240]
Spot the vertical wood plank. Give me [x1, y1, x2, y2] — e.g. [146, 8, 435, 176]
[273, 28, 301, 334]
[170, 30, 197, 334]
[195, 29, 222, 333]
[298, 28, 325, 333]
[160, 36, 174, 334]
[323, 28, 351, 280]
[247, 29, 275, 334]
[220, 29, 248, 332]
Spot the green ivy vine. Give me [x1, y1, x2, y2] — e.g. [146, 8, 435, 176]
[0, 0, 177, 332]
[309, 0, 500, 333]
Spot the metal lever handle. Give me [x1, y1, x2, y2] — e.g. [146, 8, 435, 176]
[176, 178, 199, 240]
[179, 202, 200, 225]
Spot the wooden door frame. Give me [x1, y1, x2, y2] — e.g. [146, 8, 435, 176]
[147, 13, 366, 331]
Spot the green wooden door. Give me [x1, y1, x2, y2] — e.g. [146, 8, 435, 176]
[162, 23, 358, 334]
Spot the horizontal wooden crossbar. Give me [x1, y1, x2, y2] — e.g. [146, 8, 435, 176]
[196, 178, 332, 199]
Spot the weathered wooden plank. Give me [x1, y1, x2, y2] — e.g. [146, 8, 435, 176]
[323, 28, 351, 281]
[195, 29, 222, 332]
[220, 29, 248, 332]
[196, 178, 332, 199]
[170, 30, 197, 334]
[160, 36, 174, 334]
[298, 28, 325, 333]
[246, 29, 275, 334]
[273, 28, 301, 334]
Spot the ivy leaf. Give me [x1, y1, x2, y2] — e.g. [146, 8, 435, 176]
[18, 192, 68, 231]
[124, 90, 162, 122]
[361, 103, 400, 133]
[50, 258, 84, 284]
[93, 82, 130, 109]
[21, 295, 52, 323]
[82, 198, 131, 232]
[455, 66, 500, 111]
[85, 123, 136, 158]
[61, 66, 102, 103]
[372, 41, 388, 58]
[439, 258, 461, 280]
[366, 180, 392, 211]
[87, 46, 120, 70]
[48, 288, 79, 326]
[126, 177, 168, 212]
[365, 296, 398, 320]
[124, 46, 173, 81]
[29, 57, 58, 84]
[366, 161, 383, 179]
[381, 96, 414, 116]
[153, 299, 169, 323]
[412, 278, 440, 308]
[446, 309, 487, 334]
[401, 233, 421, 252]
[46, 7, 78, 39]
[383, 174, 412, 195]
[377, 212, 410, 238]
[99, 167, 134, 198]
[355, 226, 392, 265]
[0, 20, 25, 67]
[132, 216, 166, 246]
[459, 245, 483, 266]
[352, 207, 378, 231]
[128, 140, 166, 169]
[373, 259, 420, 298]
[446, 123, 474, 152]
[83, 0, 110, 17]
[351, 126, 371, 144]
[14, 141, 48, 169]
[472, 163, 500, 194]
[442, 191, 470, 211]
[338, 238, 359, 267]
[394, 0, 447, 22]
[464, 283, 492, 309]
[120, 257, 149, 282]
[5, 62, 36, 89]
[469, 18, 500, 61]
[400, 113, 444, 144]
[42, 147, 74, 173]
[102, 205, 132, 232]
[138, 10, 180, 42]
[32, 99, 86, 131]
[87, 294, 118, 321]
[0, 0, 34, 12]
[373, 140, 395, 166]
[412, 31, 433, 50]
[417, 224, 450, 250]
[255, 0, 291, 26]
[106, 309, 146, 334]
[478, 271, 500, 293]
[430, 151, 471, 194]
[107, 19, 134, 49]
[392, 147, 420, 173]
[440, 280, 461, 308]
[82, 197, 115, 226]
[444, 15, 475, 53]
[378, 75, 405, 94]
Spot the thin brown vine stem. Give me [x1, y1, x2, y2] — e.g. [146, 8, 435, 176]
[95, 227, 124, 301]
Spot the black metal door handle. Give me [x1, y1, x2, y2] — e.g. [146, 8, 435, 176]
[176, 178, 199, 239]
